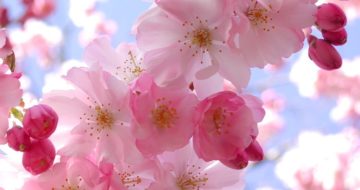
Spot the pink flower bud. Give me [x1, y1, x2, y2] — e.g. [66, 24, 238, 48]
[316, 3, 347, 31]
[22, 139, 55, 175]
[23, 104, 58, 140]
[308, 35, 342, 70]
[220, 152, 249, 170]
[322, 28, 347, 46]
[6, 126, 32, 152]
[244, 140, 264, 161]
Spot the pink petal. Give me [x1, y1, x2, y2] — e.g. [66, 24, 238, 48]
[136, 8, 185, 52]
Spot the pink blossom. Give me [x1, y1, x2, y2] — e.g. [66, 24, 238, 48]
[23, 104, 58, 140]
[148, 143, 242, 190]
[193, 91, 265, 168]
[22, 157, 108, 189]
[130, 74, 199, 156]
[228, 0, 317, 68]
[136, 0, 251, 90]
[43, 67, 142, 164]
[84, 36, 145, 83]
[0, 64, 22, 144]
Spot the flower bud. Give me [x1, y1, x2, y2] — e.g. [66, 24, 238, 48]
[22, 139, 55, 175]
[244, 140, 264, 161]
[316, 3, 347, 31]
[23, 104, 58, 140]
[6, 126, 31, 152]
[220, 152, 249, 170]
[308, 35, 342, 70]
[322, 28, 347, 46]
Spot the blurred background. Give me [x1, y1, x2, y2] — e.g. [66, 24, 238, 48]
[1, 0, 360, 189]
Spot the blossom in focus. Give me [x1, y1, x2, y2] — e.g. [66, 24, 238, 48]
[136, 0, 251, 90]
[43, 67, 141, 164]
[130, 74, 198, 156]
[228, 0, 317, 68]
[193, 91, 265, 169]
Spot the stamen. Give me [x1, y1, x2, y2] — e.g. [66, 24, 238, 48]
[176, 164, 208, 190]
[151, 98, 178, 129]
[245, 1, 276, 31]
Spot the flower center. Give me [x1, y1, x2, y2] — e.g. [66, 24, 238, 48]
[191, 28, 212, 48]
[117, 50, 144, 83]
[210, 107, 232, 135]
[51, 178, 81, 190]
[151, 98, 178, 129]
[176, 164, 208, 190]
[95, 106, 114, 129]
[119, 171, 142, 188]
[245, 1, 276, 31]
[80, 99, 121, 140]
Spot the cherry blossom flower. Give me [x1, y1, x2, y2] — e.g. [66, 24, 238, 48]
[43, 67, 141, 164]
[193, 91, 265, 168]
[136, 0, 251, 90]
[228, 0, 317, 68]
[130, 74, 198, 156]
[148, 143, 242, 190]
[84, 36, 145, 84]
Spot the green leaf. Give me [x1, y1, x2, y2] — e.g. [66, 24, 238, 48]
[11, 107, 24, 122]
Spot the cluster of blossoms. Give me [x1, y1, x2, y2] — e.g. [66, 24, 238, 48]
[0, 0, 351, 189]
